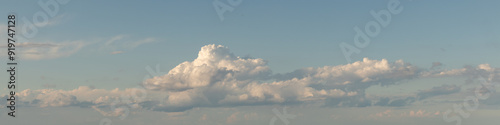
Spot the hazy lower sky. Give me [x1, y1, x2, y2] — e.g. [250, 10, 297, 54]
[1, 0, 500, 125]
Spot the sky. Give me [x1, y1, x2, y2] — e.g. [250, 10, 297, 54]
[1, 0, 500, 125]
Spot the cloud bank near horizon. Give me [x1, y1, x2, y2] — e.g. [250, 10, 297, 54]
[5, 44, 500, 113]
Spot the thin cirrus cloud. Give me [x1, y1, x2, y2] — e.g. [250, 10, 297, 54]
[369, 109, 442, 119]
[6, 44, 500, 113]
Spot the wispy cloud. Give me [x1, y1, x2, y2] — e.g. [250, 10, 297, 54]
[101, 35, 157, 54]
[0, 41, 87, 60]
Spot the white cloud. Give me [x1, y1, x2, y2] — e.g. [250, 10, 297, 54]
[0, 41, 87, 60]
[11, 45, 500, 113]
[92, 105, 128, 117]
[199, 114, 208, 121]
[17, 41, 86, 60]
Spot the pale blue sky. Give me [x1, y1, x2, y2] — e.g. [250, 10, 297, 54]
[1, 0, 500, 125]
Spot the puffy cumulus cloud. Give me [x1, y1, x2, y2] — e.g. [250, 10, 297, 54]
[143, 44, 272, 91]
[92, 105, 129, 117]
[141, 44, 421, 111]
[374, 65, 500, 107]
[0, 35, 156, 60]
[0, 24, 6, 36]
